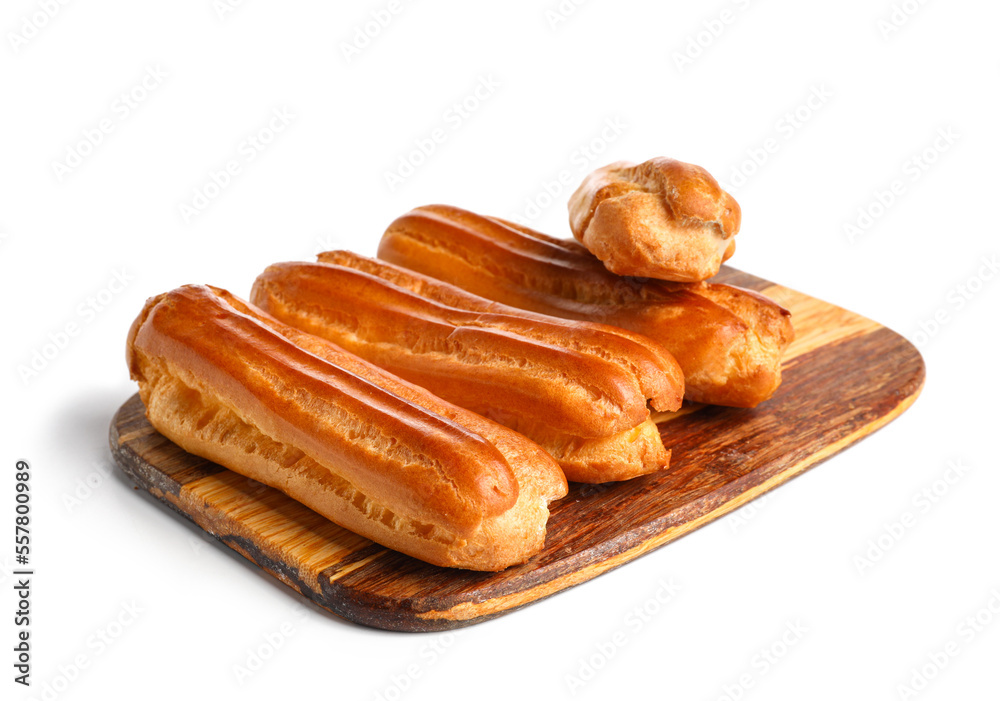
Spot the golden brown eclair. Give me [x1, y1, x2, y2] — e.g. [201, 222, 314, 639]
[314, 250, 683, 415]
[253, 253, 684, 483]
[127, 284, 567, 570]
[377, 205, 794, 408]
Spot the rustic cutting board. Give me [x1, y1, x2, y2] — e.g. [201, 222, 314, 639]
[109, 267, 925, 632]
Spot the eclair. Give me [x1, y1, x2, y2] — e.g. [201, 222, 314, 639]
[568, 158, 741, 282]
[377, 205, 794, 408]
[126, 284, 567, 570]
[253, 252, 685, 483]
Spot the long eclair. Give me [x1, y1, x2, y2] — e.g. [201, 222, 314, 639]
[126, 284, 567, 571]
[253, 253, 685, 483]
[377, 205, 794, 408]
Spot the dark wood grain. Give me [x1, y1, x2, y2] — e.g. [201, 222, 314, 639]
[109, 269, 925, 631]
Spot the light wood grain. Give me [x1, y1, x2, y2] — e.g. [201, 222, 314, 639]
[109, 267, 925, 631]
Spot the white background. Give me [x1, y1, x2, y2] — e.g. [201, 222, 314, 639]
[2, 1, 998, 699]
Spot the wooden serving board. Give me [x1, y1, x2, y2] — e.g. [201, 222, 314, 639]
[109, 267, 925, 632]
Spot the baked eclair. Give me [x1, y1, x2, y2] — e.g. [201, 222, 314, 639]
[377, 205, 794, 408]
[126, 284, 567, 570]
[252, 253, 684, 482]
[568, 157, 740, 282]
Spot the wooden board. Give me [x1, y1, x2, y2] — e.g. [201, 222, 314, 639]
[108, 267, 925, 632]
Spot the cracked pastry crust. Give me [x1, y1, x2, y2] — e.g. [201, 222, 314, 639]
[126, 284, 567, 571]
[568, 158, 741, 282]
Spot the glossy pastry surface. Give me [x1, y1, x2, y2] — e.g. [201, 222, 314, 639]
[127, 284, 567, 570]
[378, 204, 793, 408]
[256, 253, 684, 482]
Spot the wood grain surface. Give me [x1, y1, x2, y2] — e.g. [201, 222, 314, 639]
[108, 267, 925, 632]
